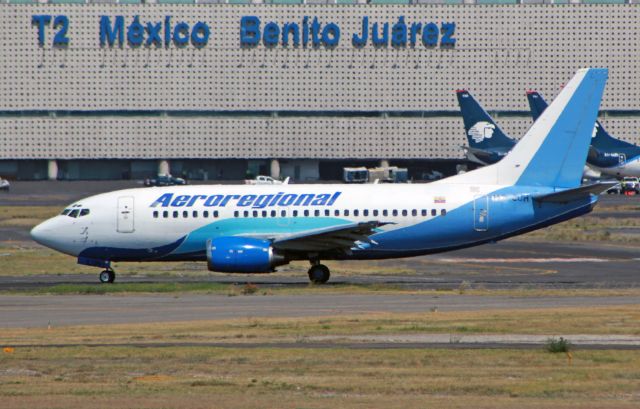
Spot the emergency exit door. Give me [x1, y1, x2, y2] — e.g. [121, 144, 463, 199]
[117, 196, 135, 233]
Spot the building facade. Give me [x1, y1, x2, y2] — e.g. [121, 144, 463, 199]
[1, 2, 639, 180]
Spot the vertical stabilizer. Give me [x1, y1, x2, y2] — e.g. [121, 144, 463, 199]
[527, 90, 617, 151]
[456, 90, 516, 150]
[503, 69, 608, 187]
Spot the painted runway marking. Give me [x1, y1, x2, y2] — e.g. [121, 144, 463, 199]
[434, 257, 608, 263]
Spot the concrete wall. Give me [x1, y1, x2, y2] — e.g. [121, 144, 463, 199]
[1, 4, 639, 160]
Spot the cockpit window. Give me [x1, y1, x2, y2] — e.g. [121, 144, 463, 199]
[61, 209, 71, 215]
[68, 209, 79, 218]
[80, 209, 90, 217]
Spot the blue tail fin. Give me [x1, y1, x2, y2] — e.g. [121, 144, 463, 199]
[526, 90, 548, 122]
[453, 69, 609, 188]
[455, 90, 515, 150]
[527, 90, 620, 151]
[509, 69, 608, 188]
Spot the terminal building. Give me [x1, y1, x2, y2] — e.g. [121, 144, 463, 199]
[0, 1, 639, 181]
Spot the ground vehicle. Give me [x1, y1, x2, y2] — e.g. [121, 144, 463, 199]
[343, 167, 368, 183]
[0, 178, 9, 191]
[144, 174, 186, 187]
[245, 175, 286, 185]
[620, 177, 639, 194]
[606, 183, 622, 194]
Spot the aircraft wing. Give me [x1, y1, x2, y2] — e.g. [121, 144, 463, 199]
[532, 182, 617, 203]
[270, 221, 386, 252]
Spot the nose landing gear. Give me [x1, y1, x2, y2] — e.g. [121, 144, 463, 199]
[99, 269, 116, 284]
[308, 262, 330, 284]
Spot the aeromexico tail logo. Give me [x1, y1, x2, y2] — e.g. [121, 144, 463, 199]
[468, 121, 496, 144]
[150, 192, 342, 209]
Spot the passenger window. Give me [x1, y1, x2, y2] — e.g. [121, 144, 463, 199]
[243, 211, 249, 217]
[203, 211, 209, 218]
[324, 209, 330, 217]
[383, 210, 388, 217]
[173, 211, 179, 218]
[314, 210, 320, 217]
[293, 210, 298, 217]
[253, 210, 258, 217]
[163, 211, 168, 218]
[262, 211, 267, 217]
[402, 210, 408, 217]
[354, 209, 360, 217]
[334, 209, 340, 216]
[192, 211, 198, 218]
[61, 209, 71, 215]
[392, 210, 398, 217]
[234, 211, 239, 218]
[80, 209, 90, 217]
[344, 210, 349, 216]
[271, 210, 276, 217]
[153, 211, 158, 218]
[214, 211, 219, 218]
[373, 209, 378, 217]
[68, 209, 79, 218]
[281, 210, 286, 217]
[411, 209, 417, 217]
[422, 209, 427, 217]
[431, 209, 436, 216]
[364, 209, 369, 217]
[304, 210, 309, 217]
[182, 211, 188, 218]
[441, 209, 447, 216]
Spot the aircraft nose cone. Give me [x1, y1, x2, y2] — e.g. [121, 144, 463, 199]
[30, 219, 55, 247]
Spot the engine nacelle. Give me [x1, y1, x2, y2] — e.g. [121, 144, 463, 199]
[206, 237, 287, 273]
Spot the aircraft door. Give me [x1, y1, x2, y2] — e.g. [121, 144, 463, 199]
[619, 153, 626, 165]
[473, 196, 489, 232]
[117, 196, 135, 233]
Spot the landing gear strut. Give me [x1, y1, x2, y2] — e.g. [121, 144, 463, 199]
[308, 263, 330, 284]
[99, 269, 115, 284]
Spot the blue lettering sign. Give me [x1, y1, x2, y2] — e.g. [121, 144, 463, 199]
[99, 15, 209, 48]
[150, 192, 342, 208]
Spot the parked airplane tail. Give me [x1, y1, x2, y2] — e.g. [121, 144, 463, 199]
[527, 89, 618, 151]
[455, 90, 515, 150]
[452, 68, 608, 189]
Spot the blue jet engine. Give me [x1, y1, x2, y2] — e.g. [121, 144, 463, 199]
[206, 237, 287, 273]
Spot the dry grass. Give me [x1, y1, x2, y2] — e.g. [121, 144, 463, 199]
[0, 206, 60, 228]
[0, 344, 638, 408]
[3, 305, 640, 347]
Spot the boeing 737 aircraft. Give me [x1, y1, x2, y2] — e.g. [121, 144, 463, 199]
[527, 90, 640, 178]
[31, 69, 611, 284]
[455, 89, 515, 166]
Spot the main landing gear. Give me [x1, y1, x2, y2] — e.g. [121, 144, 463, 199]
[308, 262, 330, 284]
[99, 268, 116, 284]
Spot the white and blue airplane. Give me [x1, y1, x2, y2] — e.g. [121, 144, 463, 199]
[31, 68, 612, 284]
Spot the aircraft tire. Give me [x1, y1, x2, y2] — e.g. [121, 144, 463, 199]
[308, 264, 330, 284]
[99, 270, 116, 284]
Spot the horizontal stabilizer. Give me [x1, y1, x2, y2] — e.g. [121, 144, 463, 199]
[532, 182, 617, 203]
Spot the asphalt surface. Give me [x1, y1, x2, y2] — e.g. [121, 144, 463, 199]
[1, 293, 638, 328]
[1, 239, 638, 290]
